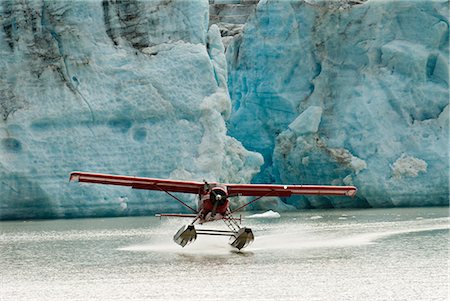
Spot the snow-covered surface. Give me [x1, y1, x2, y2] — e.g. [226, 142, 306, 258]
[246, 210, 281, 219]
[0, 0, 448, 219]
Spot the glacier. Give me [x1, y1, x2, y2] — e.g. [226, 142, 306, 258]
[0, 0, 262, 219]
[0, 0, 448, 220]
[226, 0, 449, 208]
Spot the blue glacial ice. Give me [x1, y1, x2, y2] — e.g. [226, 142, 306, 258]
[0, 0, 262, 219]
[0, 0, 448, 220]
[226, 0, 449, 208]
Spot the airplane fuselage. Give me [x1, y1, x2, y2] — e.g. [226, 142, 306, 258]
[197, 185, 230, 223]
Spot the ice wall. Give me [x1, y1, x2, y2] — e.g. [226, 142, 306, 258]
[227, 0, 449, 208]
[0, 0, 263, 219]
[1, 0, 448, 220]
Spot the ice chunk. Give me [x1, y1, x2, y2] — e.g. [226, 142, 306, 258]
[288, 106, 323, 135]
[246, 210, 281, 219]
[310, 215, 323, 220]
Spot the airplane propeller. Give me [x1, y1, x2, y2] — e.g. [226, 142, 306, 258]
[210, 188, 227, 218]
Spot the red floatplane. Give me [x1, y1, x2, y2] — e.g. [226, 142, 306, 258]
[69, 172, 357, 250]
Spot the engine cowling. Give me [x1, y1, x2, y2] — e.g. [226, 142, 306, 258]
[211, 187, 227, 205]
[202, 186, 229, 215]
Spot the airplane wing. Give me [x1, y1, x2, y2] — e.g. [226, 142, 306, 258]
[226, 183, 357, 197]
[226, 183, 357, 213]
[69, 172, 205, 194]
[70, 172, 357, 214]
[70, 172, 357, 197]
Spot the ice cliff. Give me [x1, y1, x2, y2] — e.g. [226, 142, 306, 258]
[0, 0, 448, 220]
[0, 0, 262, 219]
[227, 0, 449, 208]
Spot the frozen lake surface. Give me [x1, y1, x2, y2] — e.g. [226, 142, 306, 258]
[1, 207, 448, 300]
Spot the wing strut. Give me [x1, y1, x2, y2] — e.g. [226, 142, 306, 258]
[152, 184, 198, 213]
[230, 190, 275, 214]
